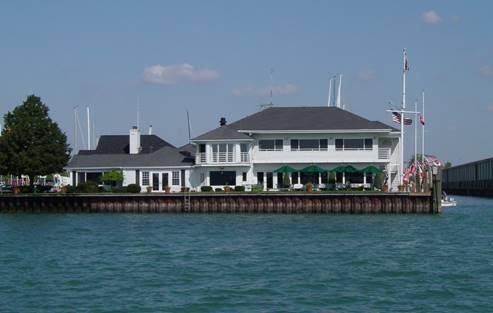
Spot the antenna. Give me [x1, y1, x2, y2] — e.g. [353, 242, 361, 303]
[186, 109, 192, 143]
[269, 67, 274, 106]
[336, 74, 343, 108]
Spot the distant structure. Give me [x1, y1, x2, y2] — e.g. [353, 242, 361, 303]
[327, 74, 344, 109]
[443, 157, 493, 197]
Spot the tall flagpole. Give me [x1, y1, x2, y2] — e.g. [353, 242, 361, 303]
[414, 100, 418, 191]
[400, 49, 408, 187]
[422, 90, 425, 191]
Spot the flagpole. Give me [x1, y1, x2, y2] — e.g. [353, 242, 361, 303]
[400, 48, 407, 188]
[422, 90, 425, 191]
[414, 100, 418, 192]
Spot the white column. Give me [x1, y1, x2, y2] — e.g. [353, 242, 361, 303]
[342, 172, 346, 185]
[263, 172, 267, 191]
[318, 173, 322, 185]
[273, 173, 278, 190]
[363, 172, 367, 185]
[298, 172, 301, 184]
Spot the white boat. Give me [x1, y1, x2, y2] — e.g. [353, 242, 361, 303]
[441, 192, 457, 207]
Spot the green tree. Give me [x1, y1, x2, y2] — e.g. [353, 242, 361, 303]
[0, 95, 71, 184]
[101, 170, 124, 187]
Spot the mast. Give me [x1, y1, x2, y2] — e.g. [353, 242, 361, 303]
[86, 106, 91, 150]
[336, 74, 343, 108]
[73, 106, 78, 153]
[327, 75, 333, 107]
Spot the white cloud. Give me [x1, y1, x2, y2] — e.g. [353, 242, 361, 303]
[143, 63, 219, 85]
[422, 10, 442, 24]
[232, 83, 301, 97]
[480, 65, 493, 77]
[357, 69, 376, 81]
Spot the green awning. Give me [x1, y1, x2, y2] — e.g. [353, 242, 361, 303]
[273, 165, 298, 173]
[331, 165, 361, 173]
[361, 165, 383, 174]
[301, 165, 327, 173]
[330, 166, 347, 173]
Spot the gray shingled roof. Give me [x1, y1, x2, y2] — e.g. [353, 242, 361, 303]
[192, 125, 253, 141]
[67, 146, 193, 169]
[81, 135, 174, 155]
[192, 106, 397, 141]
[230, 107, 396, 131]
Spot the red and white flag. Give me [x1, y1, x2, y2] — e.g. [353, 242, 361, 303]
[419, 115, 425, 125]
[392, 112, 412, 125]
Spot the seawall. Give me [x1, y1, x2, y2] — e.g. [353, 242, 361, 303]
[0, 193, 437, 214]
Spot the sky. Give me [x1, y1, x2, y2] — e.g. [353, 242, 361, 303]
[0, 0, 492, 165]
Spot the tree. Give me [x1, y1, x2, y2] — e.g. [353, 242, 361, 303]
[444, 161, 452, 168]
[0, 95, 71, 184]
[100, 170, 124, 187]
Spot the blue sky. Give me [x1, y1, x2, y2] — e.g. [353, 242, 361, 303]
[0, 0, 492, 165]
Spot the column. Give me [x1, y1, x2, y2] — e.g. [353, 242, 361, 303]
[342, 172, 346, 185]
[318, 173, 322, 185]
[263, 172, 267, 191]
[273, 173, 278, 190]
[298, 172, 301, 184]
[363, 172, 367, 186]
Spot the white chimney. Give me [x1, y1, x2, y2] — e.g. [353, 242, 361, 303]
[129, 126, 141, 154]
[148, 125, 153, 135]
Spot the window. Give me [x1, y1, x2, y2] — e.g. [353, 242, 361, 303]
[210, 171, 236, 185]
[172, 171, 180, 185]
[199, 144, 206, 153]
[259, 139, 283, 151]
[242, 172, 247, 182]
[291, 139, 328, 151]
[142, 171, 149, 185]
[162, 173, 169, 189]
[335, 138, 373, 151]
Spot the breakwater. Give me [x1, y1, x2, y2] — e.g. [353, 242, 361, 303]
[0, 193, 437, 214]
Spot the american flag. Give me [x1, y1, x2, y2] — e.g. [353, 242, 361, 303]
[419, 115, 425, 125]
[392, 112, 412, 125]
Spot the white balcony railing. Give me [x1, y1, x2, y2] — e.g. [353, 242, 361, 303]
[240, 152, 249, 163]
[378, 148, 391, 159]
[196, 153, 206, 164]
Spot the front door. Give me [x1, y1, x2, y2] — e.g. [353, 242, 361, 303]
[152, 173, 160, 191]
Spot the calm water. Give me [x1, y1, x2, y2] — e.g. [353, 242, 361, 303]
[1, 196, 493, 313]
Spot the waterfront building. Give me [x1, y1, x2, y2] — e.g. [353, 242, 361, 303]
[190, 106, 401, 191]
[66, 127, 194, 192]
[67, 106, 401, 192]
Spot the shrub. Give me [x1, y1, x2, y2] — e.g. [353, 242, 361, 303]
[63, 185, 77, 193]
[100, 170, 124, 186]
[214, 187, 223, 192]
[126, 184, 141, 193]
[20, 186, 34, 193]
[112, 187, 128, 193]
[75, 181, 99, 193]
[201, 186, 213, 192]
[181, 187, 190, 193]
[252, 184, 263, 193]
[234, 185, 245, 192]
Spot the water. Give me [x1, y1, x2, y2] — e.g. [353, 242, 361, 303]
[0, 196, 492, 312]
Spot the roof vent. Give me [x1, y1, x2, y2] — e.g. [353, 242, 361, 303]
[220, 117, 227, 126]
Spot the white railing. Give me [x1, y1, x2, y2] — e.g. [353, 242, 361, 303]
[378, 148, 391, 159]
[210, 152, 235, 163]
[240, 152, 249, 163]
[196, 153, 207, 164]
